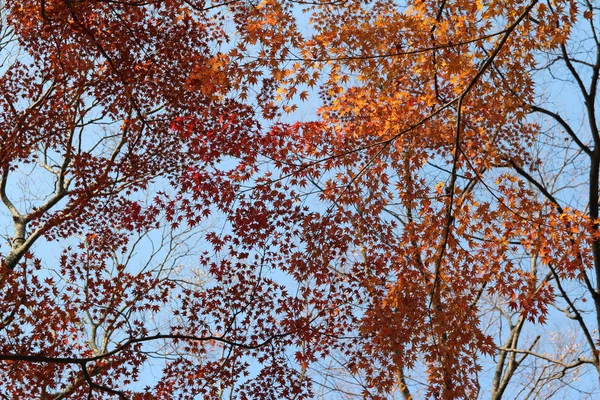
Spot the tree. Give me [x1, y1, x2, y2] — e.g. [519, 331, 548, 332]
[282, 0, 600, 398]
[0, 0, 598, 399]
[0, 0, 315, 398]
[276, 0, 597, 397]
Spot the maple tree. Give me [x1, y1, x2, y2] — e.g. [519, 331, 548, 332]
[0, 0, 599, 398]
[275, 0, 593, 397]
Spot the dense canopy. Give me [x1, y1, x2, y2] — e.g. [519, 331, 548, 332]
[0, 0, 598, 398]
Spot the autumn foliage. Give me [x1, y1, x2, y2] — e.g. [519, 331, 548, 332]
[0, 0, 598, 398]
